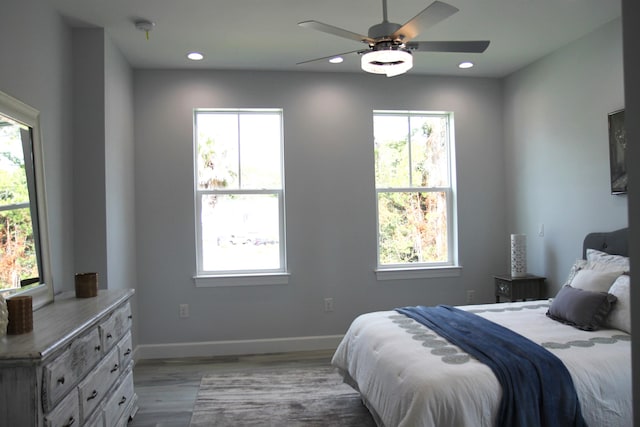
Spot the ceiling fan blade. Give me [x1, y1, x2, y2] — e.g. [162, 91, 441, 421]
[296, 49, 366, 65]
[392, 1, 459, 42]
[298, 21, 375, 44]
[406, 40, 490, 53]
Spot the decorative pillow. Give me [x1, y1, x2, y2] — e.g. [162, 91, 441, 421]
[568, 269, 624, 292]
[586, 249, 630, 272]
[605, 274, 631, 334]
[547, 285, 617, 331]
[563, 259, 589, 286]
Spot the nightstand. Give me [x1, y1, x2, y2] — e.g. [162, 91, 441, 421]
[494, 274, 546, 302]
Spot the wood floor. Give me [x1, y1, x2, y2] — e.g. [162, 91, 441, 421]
[128, 350, 336, 427]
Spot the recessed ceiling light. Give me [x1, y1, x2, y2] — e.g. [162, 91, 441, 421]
[329, 56, 344, 64]
[187, 52, 204, 61]
[458, 61, 474, 69]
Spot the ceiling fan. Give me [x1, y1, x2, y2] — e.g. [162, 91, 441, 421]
[297, 0, 489, 77]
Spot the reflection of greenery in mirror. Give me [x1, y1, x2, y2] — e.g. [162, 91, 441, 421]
[0, 115, 39, 290]
[0, 90, 53, 309]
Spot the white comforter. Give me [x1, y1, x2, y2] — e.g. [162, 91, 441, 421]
[331, 301, 631, 427]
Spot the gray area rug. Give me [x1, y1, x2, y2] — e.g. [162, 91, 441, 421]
[189, 365, 377, 426]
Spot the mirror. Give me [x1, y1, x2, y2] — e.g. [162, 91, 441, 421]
[0, 90, 53, 309]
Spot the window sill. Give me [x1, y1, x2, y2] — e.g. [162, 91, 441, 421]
[375, 266, 463, 281]
[194, 273, 290, 287]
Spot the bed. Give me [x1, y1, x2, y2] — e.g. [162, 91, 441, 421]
[332, 229, 631, 427]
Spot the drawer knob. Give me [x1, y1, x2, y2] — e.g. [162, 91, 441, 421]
[110, 363, 119, 373]
[118, 396, 127, 406]
[106, 333, 113, 339]
[63, 416, 75, 427]
[87, 390, 98, 401]
[94, 345, 101, 351]
[124, 348, 132, 356]
[128, 315, 133, 319]
[57, 376, 65, 385]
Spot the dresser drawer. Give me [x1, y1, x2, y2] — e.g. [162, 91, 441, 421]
[42, 388, 79, 427]
[104, 370, 135, 426]
[42, 328, 102, 411]
[83, 405, 105, 427]
[99, 303, 132, 354]
[78, 348, 121, 422]
[118, 332, 133, 368]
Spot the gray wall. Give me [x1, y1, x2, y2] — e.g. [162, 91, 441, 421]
[503, 18, 627, 295]
[71, 28, 138, 301]
[104, 35, 137, 294]
[0, 0, 75, 294]
[133, 70, 505, 351]
[104, 32, 139, 344]
[72, 29, 108, 286]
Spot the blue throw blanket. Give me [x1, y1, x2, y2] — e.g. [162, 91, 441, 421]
[396, 305, 586, 427]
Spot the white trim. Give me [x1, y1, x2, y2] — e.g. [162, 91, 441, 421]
[134, 334, 343, 360]
[193, 109, 287, 276]
[373, 111, 458, 269]
[194, 272, 290, 287]
[375, 265, 462, 281]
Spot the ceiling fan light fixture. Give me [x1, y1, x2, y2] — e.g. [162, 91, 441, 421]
[361, 49, 413, 77]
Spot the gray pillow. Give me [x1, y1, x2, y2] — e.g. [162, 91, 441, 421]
[547, 285, 617, 331]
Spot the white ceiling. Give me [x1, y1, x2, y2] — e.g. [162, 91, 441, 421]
[48, 0, 621, 78]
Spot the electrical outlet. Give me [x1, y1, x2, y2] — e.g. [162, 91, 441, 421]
[179, 303, 190, 318]
[466, 290, 475, 304]
[324, 298, 334, 312]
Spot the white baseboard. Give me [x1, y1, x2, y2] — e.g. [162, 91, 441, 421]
[133, 334, 344, 361]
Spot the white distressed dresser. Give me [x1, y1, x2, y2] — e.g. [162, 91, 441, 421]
[0, 289, 137, 427]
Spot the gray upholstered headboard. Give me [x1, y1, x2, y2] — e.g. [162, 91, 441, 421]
[582, 228, 629, 258]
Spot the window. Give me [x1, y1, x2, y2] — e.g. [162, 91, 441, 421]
[0, 90, 53, 308]
[194, 109, 286, 283]
[374, 111, 457, 274]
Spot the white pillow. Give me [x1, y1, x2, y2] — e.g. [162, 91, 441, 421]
[586, 249, 630, 272]
[563, 259, 589, 286]
[569, 269, 624, 293]
[605, 274, 630, 333]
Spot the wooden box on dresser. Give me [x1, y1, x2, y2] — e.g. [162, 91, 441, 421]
[0, 289, 138, 427]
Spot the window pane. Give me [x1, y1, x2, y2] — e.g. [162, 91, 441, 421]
[377, 191, 448, 264]
[239, 114, 282, 189]
[0, 118, 29, 207]
[0, 118, 38, 290]
[0, 207, 38, 289]
[196, 113, 239, 190]
[200, 193, 281, 271]
[374, 115, 409, 188]
[410, 115, 449, 187]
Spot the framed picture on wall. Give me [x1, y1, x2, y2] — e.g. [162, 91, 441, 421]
[608, 109, 627, 195]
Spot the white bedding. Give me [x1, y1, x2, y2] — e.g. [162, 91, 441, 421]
[331, 300, 631, 427]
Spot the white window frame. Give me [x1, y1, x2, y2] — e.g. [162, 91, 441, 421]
[193, 109, 288, 287]
[0, 90, 54, 308]
[373, 110, 460, 280]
